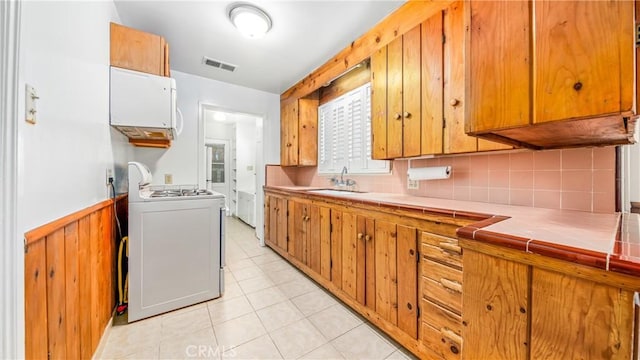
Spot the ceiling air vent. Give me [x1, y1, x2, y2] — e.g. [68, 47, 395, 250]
[202, 57, 237, 72]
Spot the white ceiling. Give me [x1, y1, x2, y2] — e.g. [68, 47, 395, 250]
[113, 0, 405, 94]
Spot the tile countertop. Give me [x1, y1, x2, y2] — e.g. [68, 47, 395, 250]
[265, 185, 640, 277]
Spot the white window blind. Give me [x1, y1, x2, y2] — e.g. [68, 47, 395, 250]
[318, 83, 390, 174]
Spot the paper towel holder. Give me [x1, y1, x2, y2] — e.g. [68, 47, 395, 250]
[407, 165, 452, 181]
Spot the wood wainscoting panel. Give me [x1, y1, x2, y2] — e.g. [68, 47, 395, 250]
[24, 196, 122, 360]
[46, 228, 67, 360]
[24, 239, 48, 360]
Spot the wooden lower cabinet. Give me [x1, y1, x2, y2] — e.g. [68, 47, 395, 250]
[289, 201, 330, 276]
[462, 250, 529, 360]
[264, 191, 459, 357]
[264, 194, 288, 253]
[461, 246, 638, 360]
[530, 268, 635, 359]
[420, 232, 464, 359]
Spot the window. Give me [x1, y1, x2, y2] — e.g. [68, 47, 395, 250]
[318, 83, 390, 174]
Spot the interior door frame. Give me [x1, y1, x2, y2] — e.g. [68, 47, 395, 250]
[1, 1, 22, 358]
[198, 102, 265, 238]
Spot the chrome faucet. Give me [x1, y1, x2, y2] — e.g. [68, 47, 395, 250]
[329, 166, 355, 188]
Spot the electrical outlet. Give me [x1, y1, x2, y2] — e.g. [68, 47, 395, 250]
[407, 179, 419, 190]
[106, 168, 114, 185]
[164, 174, 173, 184]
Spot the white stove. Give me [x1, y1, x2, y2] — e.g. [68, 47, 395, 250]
[127, 161, 226, 322]
[128, 162, 223, 202]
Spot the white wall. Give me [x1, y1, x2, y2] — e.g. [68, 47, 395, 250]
[236, 120, 257, 193]
[17, 0, 128, 357]
[134, 70, 280, 241]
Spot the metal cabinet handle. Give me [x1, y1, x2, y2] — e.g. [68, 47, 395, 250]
[394, 113, 402, 120]
[403, 111, 411, 118]
[365, 234, 371, 241]
[449, 99, 460, 107]
[440, 278, 462, 293]
[357, 233, 364, 240]
[439, 242, 462, 255]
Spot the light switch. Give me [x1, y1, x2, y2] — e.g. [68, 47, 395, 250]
[25, 84, 39, 124]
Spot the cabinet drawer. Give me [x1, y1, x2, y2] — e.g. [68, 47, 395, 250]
[422, 259, 462, 284]
[422, 276, 462, 314]
[421, 322, 462, 360]
[422, 299, 462, 336]
[421, 233, 462, 268]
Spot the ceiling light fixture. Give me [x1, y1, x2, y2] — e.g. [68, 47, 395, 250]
[228, 3, 272, 39]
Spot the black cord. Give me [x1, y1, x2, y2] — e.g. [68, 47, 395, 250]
[110, 181, 123, 241]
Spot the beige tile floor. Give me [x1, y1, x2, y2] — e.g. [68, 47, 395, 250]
[98, 217, 418, 360]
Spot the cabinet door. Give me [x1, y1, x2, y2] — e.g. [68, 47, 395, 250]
[530, 268, 634, 360]
[330, 210, 343, 289]
[374, 220, 398, 325]
[444, 1, 477, 154]
[421, 12, 444, 155]
[466, 0, 531, 133]
[306, 205, 323, 274]
[318, 207, 332, 281]
[110, 22, 165, 76]
[298, 98, 318, 166]
[533, 0, 633, 124]
[265, 195, 287, 253]
[361, 217, 376, 310]
[276, 198, 288, 251]
[280, 101, 299, 166]
[396, 225, 418, 339]
[387, 37, 404, 159]
[371, 47, 388, 160]
[341, 212, 365, 304]
[290, 202, 307, 263]
[462, 250, 529, 360]
[402, 25, 422, 157]
[264, 195, 273, 247]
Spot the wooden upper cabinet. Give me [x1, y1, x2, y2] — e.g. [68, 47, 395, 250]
[373, 2, 509, 159]
[372, 25, 422, 159]
[110, 22, 170, 77]
[465, 0, 636, 149]
[534, 1, 633, 124]
[280, 101, 299, 166]
[371, 47, 388, 160]
[280, 95, 318, 167]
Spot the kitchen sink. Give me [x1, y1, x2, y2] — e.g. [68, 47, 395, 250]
[306, 189, 366, 196]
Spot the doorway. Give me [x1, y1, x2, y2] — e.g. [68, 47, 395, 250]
[200, 104, 261, 228]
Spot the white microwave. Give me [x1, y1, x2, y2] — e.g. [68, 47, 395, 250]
[109, 67, 180, 141]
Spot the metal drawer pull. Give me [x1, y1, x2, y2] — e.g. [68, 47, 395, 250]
[440, 278, 462, 293]
[439, 242, 461, 255]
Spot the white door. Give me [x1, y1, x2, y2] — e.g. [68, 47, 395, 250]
[206, 140, 230, 211]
